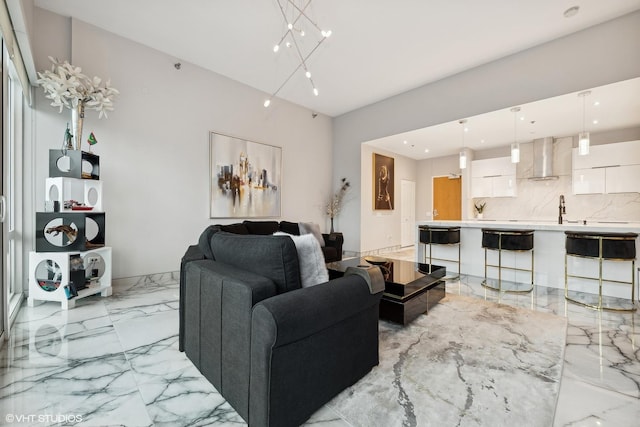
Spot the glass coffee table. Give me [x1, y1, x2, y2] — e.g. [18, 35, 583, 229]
[327, 257, 446, 325]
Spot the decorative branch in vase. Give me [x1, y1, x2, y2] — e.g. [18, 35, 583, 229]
[326, 178, 350, 233]
[37, 57, 119, 151]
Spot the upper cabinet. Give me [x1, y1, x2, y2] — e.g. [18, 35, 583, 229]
[572, 140, 640, 194]
[471, 156, 517, 198]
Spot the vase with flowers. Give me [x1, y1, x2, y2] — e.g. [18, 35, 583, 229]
[326, 177, 350, 233]
[37, 57, 119, 151]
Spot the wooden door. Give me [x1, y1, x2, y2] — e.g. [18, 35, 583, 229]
[433, 176, 461, 220]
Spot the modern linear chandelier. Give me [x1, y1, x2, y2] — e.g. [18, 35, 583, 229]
[263, 0, 331, 108]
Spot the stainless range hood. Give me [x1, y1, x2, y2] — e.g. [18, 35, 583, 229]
[528, 137, 559, 181]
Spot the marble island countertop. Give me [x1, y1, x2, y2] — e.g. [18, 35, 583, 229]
[418, 219, 640, 233]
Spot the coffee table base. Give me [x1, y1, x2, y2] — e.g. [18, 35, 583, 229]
[380, 280, 446, 325]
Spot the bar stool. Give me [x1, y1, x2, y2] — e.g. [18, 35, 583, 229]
[565, 231, 637, 311]
[418, 225, 460, 279]
[481, 228, 534, 293]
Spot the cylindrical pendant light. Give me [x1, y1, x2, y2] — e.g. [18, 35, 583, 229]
[578, 91, 591, 155]
[459, 119, 467, 169]
[510, 107, 521, 163]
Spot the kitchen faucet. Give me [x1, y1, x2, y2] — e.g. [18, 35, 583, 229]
[558, 195, 566, 224]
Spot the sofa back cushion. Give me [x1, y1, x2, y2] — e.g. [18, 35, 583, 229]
[198, 225, 220, 259]
[219, 223, 250, 234]
[210, 232, 302, 293]
[243, 220, 279, 235]
[278, 221, 300, 235]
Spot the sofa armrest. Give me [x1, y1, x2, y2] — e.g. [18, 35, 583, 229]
[250, 275, 381, 426]
[179, 245, 206, 352]
[182, 259, 277, 421]
[253, 275, 379, 347]
[322, 232, 344, 261]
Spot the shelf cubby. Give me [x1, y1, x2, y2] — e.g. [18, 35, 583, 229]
[49, 149, 100, 180]
[36, 211, 106, 252]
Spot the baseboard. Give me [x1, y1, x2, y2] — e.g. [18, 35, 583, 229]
[344, 245, 403, 259]
[112, 271, 180, 289]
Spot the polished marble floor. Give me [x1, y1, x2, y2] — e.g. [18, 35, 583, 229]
[1, 249, 638, 426]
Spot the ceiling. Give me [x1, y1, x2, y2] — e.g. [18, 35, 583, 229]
[366, 77, 640, 160]
[34, 0, 640, 119]
[32, 1, 640, 161]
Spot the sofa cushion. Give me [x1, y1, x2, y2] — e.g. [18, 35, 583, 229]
[198, 225, 220, 260]
[243, 220, 280, 235]
[274, 232, 329, 287]
[321, 246, 338, 263]
[299, 222, 325, 247]
[219, 223, 250, 234]
[279, 221, 300, 235]
[210, 232, 302, 294]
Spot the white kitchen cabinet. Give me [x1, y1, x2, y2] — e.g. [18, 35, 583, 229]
[573, 168, 605, 194]
[605, 164, 640, 193]
[471, 157, 517, 197]
[471, 177, 493, 197]
[471, 156, 515, 178]
[492, 175, 517, 197]
[572, 140, 640, 194]
[573, 140, 640, 169]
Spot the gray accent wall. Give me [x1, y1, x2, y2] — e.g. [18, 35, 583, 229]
[333, 11, 640, 254]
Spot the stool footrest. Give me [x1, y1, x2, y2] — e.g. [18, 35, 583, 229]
[482, 279, 533, 293]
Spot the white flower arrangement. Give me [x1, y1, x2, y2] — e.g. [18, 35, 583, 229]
[37, 56, 119, 118]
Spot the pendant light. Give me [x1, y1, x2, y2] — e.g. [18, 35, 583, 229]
[578, 91, 591, 155]
[459, 119, 467, 169]
[510, 107, 521, 163]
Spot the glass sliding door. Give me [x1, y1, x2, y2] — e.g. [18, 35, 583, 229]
[1, 40, 24, 345]
[0, 39, 4, 345]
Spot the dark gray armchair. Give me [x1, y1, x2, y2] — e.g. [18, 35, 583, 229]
[180, 229, 383, 427]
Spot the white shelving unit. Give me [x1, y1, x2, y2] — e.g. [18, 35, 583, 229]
[28, 150, 112, 309]
[28, 247, 112, 309]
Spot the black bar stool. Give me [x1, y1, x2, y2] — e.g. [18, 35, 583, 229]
[481, 228, 534, 293]
[565, 231, 637, 311]
[418, 225, 460, 279]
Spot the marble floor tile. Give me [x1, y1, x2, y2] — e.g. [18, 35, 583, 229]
[553, 376, 640, 427]
[1, 248, 638, 426]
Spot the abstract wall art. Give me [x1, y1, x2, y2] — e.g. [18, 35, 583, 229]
[210, 132, 282, 218]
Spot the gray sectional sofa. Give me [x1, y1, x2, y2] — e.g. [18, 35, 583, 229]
[179, 227, 384, 427]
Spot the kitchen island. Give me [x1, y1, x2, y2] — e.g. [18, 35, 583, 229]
[416, 220, 640, 300]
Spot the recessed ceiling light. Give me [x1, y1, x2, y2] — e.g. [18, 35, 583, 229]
[592, 119, 599, 124]
[593, 101, 600, 106]
[424, 148, 429, 153]
[480, 139, 485, 143]
[403, 140, 408, 144]
[564, 6, 579, 18]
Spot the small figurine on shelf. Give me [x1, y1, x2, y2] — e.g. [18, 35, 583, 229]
[62, 123, 73, 153]
[87, 132, 98, 153]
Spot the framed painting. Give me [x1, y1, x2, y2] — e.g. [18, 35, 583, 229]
[373, 153, 394, 210]
[210, 132, 282, 218]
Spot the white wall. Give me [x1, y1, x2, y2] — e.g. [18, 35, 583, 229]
[359, 145, 416, 254]
[29, 9, 334, 279]
[334, 11, 640, 254]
